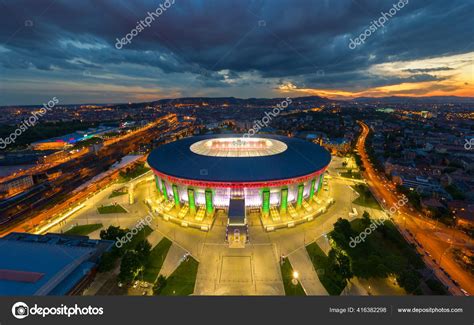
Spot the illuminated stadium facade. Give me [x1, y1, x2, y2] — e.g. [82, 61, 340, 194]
[147, 135, 331, 216]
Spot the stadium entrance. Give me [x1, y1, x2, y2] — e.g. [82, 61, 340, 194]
[226, 197, 248, 248]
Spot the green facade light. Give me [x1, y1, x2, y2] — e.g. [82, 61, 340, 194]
[280, 187, 288, 214]
[172, 184, 180, 207]
[188, 187, 196, 212]
[296, 183, 304, 208]
[309, 178, 316, 200]
[262, 188, 270, 214]
[205, 189, 213, 214]
[162, 180, 168, 200]
[317, 174, 324, 194]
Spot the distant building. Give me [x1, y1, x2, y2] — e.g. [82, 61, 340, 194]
[393, 174, 451, 199]
[205, 122, 219, 129]
[420, 111, 432, 119]
[420, 197, 444, 211]
[455, 210, 474, 229]
[448, 201, 474, 229]
[39, 150, 69, 164]
[31, 126, 117, 151]
[0, 151, 53, 165]
[322, 138, 351, 155]
[0, 232, 113, 296]
[0, 175, 34, 198]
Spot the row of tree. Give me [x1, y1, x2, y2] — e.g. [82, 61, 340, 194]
[99, 225, 152, 283]
[328, 213, 426, 294]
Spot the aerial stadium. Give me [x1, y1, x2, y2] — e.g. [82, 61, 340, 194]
[147, 134, 332, 244]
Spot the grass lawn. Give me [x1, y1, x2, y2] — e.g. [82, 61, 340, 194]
[119, 163, 150, 183]
[159, 257, 199, 296]
[280, 258, 306, 296]
[109, 189, 127, 198]
[351, 185, 382, 210]
[306, 243, 346, 295]
[97, 204, 127, 214]
[64, 223, 103, 236]
[143, 238, 173, 283]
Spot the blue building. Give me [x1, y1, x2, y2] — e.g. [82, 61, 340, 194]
[0, 232, 113, 296]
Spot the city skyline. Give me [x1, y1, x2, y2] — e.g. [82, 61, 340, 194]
[0, 0, 473, 105]
[0, 0, 473, 311]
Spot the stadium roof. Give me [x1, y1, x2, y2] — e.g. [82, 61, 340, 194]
[148, 134, 331, 183]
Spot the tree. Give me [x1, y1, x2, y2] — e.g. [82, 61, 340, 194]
[362, 211, 371, 227]
[153, 275, 167, 295]
[426, 279, 448, 295]
[332, 218, 353, 239]
[97, 251, 117, 272]
[330, 218, 354, 248]
[367, 255, 382, 271]
[328, 249, 353, 282]
[100, 225, 127, 241]
[135, 240, 152, 261]
[396, 269, 421, 293]
[385, 254, 405, 274]
[375, 263, 390, 278]
[100, 226, 128, 256]
[119, 251, 141, 283]
[330, 231, 350, 248]
[336, 252, 353, 280]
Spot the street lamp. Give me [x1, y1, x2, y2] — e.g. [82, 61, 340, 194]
[292, 271, 299, 285]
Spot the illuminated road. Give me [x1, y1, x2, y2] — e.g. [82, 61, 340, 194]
[356, 121, 473, 295]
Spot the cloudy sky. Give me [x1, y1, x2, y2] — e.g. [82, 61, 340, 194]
[0, 0, 473, 105]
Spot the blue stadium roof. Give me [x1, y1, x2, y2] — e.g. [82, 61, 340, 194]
[147, 134, 331, 183]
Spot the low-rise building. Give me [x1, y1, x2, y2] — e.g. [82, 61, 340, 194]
[0, 175, 34, 198]
[0, 232, 113, 296]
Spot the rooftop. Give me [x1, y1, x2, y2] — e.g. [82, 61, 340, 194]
[148, 134, 331, 183]
[0, 233, 113, 296]
[190, 137, 288, 157]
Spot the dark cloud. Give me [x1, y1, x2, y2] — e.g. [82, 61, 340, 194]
[404, 67, 454, 73]
[0, 0, 473, 104]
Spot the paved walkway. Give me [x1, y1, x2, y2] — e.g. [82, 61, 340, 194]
[83, 265, 120, 296]
[159, 243, 187, 277]
[341, 278, 368, 296]
[147, 231, 164, 247]
[288, 247, 328, 295]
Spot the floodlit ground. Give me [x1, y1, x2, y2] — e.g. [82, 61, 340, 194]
[48, 156, 410, 296]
